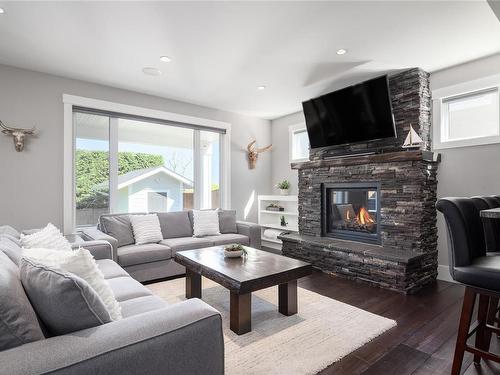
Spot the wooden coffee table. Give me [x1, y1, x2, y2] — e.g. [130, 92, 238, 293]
[174, 246, 312, 335]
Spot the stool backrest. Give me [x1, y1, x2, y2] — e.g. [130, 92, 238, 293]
[436, 198, 486, 278]
[472, 196, 500, 253]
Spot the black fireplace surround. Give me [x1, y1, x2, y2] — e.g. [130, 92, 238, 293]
[321, 182, 381, 244]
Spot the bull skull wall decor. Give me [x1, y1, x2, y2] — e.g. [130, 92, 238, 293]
[0, 120, 37, 152]
[247, 140, 272, 169]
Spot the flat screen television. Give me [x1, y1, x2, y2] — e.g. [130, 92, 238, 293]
[302, 75, 396, 149]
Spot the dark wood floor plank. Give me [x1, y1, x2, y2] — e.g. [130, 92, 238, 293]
[360, 344, 429, 375]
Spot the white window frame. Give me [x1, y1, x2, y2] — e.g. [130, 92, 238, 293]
[288, 123, 309, 163]
[63, 94, 231, 234]
[432, 73, 500, 150]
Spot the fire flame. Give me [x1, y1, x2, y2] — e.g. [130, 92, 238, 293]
[357, 207, 375, 225]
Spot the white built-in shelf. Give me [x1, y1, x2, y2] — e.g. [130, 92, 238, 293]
[261, 223, 299, 232]
[258, 194, 299, 250]
[261, 210, 298, 216]
[258, 195, 298, 202]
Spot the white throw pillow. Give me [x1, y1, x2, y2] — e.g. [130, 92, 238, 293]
[192, 210, 220, 237]
[129, 214, 163, 245]
[22, 248, 122, 321]
[20, 223, 72, 251]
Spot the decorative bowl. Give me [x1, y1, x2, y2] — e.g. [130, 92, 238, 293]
[224, 249, 244, 258]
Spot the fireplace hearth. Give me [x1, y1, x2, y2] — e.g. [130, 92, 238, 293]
[322, 182, 381, 244]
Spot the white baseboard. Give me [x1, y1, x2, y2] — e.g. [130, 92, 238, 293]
[437, 264, 456, 283]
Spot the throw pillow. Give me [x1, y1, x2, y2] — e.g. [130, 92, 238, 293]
[0, 251, 45, 351]
[99, 214, 135, 247]
[129, 214, 163, 245]
[20, 223, 72, 251]
[22, 248, 122, 321]
[20, 258, 111, 336]
[218, 210, 237, 234]
[192, 209, 220, 237]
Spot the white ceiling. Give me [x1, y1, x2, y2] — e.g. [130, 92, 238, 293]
[1, 1, 499, 120]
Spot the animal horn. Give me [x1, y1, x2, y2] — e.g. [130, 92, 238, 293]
[247, 140, 256, 152]
[0, 120, 14, 133]
[255, 144, 272, 153]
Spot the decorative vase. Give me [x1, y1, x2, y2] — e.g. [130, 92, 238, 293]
[279, 189, 289, 196]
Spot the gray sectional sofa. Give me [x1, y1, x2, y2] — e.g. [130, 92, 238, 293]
[0, 226, 224, 375]
[82, 210, 261, 282]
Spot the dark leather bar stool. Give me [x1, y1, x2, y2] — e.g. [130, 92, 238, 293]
[437, 197, 500, 374]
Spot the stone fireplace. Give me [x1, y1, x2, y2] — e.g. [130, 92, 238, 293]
[279, 68, 440, 294]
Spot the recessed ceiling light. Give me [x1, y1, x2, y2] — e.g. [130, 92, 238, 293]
[160, 56, 172, 63]
[142, 67, 162, 76]
[257, 85, 266, 90]
[0, 8, 5, 14]
[336, 49, 347, 55]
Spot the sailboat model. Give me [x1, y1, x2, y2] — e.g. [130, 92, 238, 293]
[402, 124, 423, 149]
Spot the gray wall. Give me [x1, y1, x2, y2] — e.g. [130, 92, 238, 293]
[431, 53, 500, 269]
[0, 64, 271, 230]
[270, 111, 304, 195]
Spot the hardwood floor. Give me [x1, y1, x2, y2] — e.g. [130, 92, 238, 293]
[296, 270, 500, 375]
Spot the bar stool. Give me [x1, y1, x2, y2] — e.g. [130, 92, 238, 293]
[436, 197, 500, 374]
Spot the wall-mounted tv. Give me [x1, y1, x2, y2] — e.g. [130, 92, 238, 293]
[302, 75, 396, 149]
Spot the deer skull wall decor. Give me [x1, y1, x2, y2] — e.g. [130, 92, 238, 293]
[247, 140, 272, 169]
[0, 120, 37, 152]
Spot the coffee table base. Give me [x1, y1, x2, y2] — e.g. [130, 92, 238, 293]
[185, 273, 299, 335]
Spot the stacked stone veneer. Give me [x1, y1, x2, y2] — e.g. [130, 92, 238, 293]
[280, 68, 439, 294]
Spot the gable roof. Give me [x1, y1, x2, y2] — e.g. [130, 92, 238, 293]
[117, 166, 193, 189]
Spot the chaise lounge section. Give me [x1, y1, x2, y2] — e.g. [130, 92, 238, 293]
[82, 210, 261, 282]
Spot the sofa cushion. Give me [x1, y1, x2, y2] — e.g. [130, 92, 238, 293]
[96, 259, 129, 279]
[119, 295, 168, 318]
[160, 237, 215, 254]
[157, 211, 193, 238]
[20, 257, 111, 336]
[107, 276, 153, 302]
[0, 225, 20, 239]
[99, 214, 135, 248]
[192, 210, 220, 237]
[0, 252, 45, 351]
[0, 236, 23, 266]
[203, 233, 250, 246]
[117, 243, 172, 267]
[218, 210, 237, 233]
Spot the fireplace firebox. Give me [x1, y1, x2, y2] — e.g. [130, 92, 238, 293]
[321, 182, 381, 244]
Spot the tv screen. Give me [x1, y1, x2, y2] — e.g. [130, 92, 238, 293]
[302, 75, 396, 149]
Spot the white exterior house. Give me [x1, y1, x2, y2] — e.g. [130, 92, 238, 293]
[115, 166, 193, 213]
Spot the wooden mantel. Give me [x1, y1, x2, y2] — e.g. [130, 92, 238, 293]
[291, 150, 440, 170]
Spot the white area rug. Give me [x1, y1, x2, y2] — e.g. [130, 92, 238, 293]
[148, 277, 396, 375]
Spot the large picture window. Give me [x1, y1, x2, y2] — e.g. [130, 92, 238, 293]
[73, 107, 227, 228]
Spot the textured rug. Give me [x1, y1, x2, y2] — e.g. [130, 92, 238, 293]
[147, 277, 396, 375]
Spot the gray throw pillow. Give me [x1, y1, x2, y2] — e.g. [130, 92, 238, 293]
[219, 210, 237, 234]
[99, 214, 135, 247]
[0, 252, 45, 351]
[157, 211, 193, 238]
[20, 258, 111, 336]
